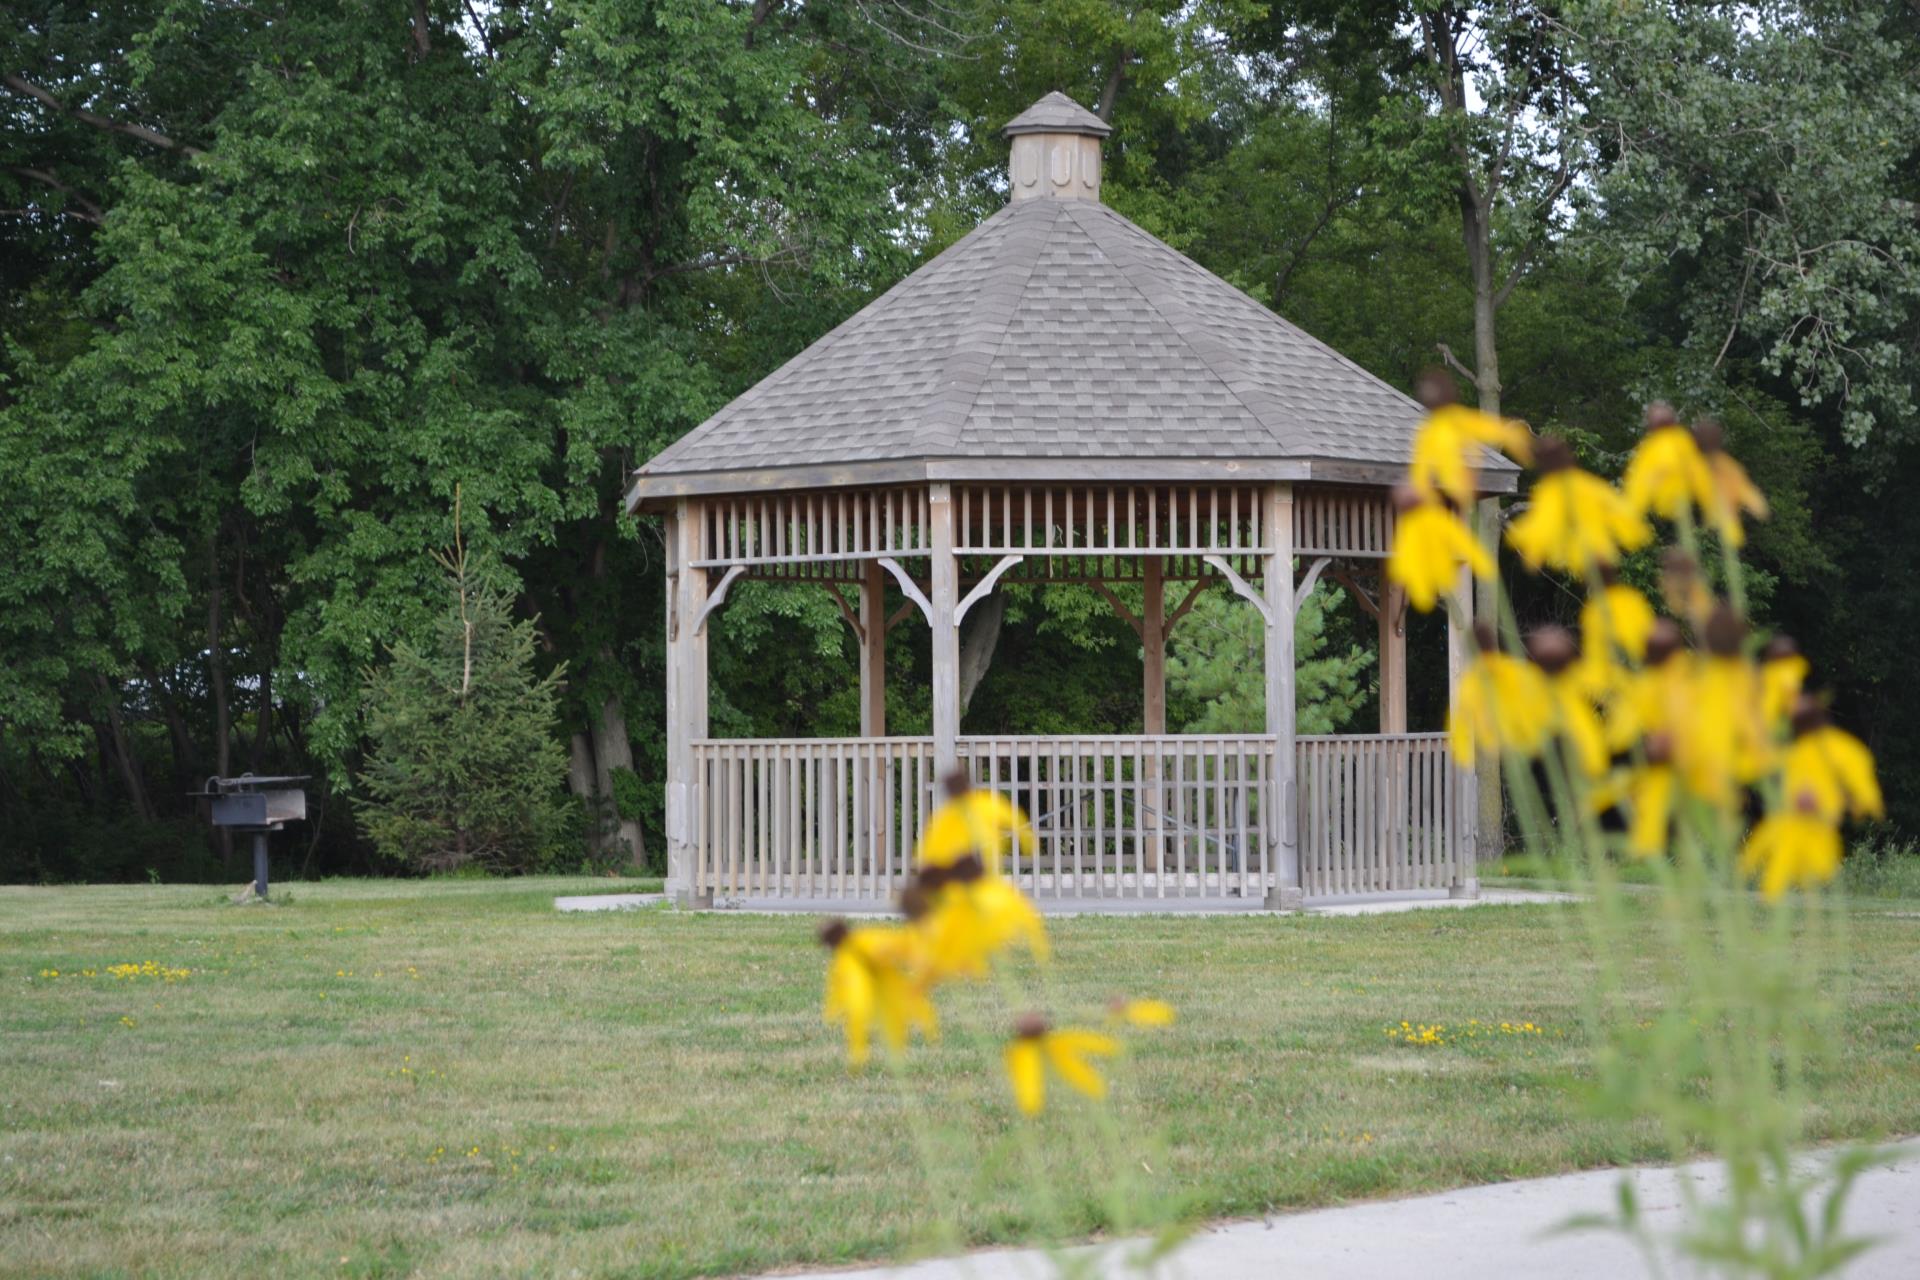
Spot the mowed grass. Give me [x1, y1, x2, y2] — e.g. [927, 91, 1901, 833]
[3, 879, 1918, 1279]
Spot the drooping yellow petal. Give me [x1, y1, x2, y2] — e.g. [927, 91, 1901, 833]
[1739, 810, 1842, 901]
[1004, 1039, 1046, 1115]
[1389, 503, 1493, 613]
[1582, 583, 1656, 663]
[1704, 451, 1768, 547]
[1784, 727, 1883, 821]
[1044, 1030, 1119, 1101]
[1508, 469, 1651, 576]
[1623, 426, 1715, 522]
[1626, 765, 1676, 858]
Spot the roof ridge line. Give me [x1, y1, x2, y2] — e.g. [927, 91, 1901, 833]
[909, 201, 1059, 457]
[1062, 201, 1294, 455]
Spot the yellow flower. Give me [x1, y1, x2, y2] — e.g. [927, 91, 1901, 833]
[1782, 702, 1883, 822]
[1387, 491, 1493, 613]
[913, 869, 1049, 981]
[1003, 1015, 1119, 1114]
[1447, 625, 1554, 768]
[1506, 437, 1651, 576]
[1760, 636, 1810, 729]
[1670, 607, 1771, 805]
[918, 779, 1035, 874]
[1621, 406, 1715, 521]
[1528, 627, 1610, 777]
[820, 919, 937, 1069]
[1695, 420, 1769, 546]
[1594, 739, 1679, 858]
[1410, 403, 1534, 507]
[1107, 997, 1177, 1028]
[1581, 577, 1657, 664]
[1739, 797, 1843, 901]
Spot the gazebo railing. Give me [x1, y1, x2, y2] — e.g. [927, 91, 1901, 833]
[688, 731, 1462, 902]
[1295, 732, 1463, 895]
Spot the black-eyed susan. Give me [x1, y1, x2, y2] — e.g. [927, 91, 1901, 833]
[1507, 436, 1652, 576]
[1739, 792, 1843, 901]
[1605, 618, 1690, 752]
[1596, 732, 1678, 857]
[1621, 403, 1715, 523]
[1693, 419, 1769, 547]
[1387, 485, 1493, 613]
[820, 919, 937, 1069]
[918, 772, 1036, 874]
[1106, 996, 1176, 1028]
[1528, 626, 1610, 778]
[1782, 697, 1883, 822]
[1448, 623, 1554, 768]
[1003, 1014, 1119, 1115]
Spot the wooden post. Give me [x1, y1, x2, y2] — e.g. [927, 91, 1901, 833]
[929, 483, 960, 779]
[665, 499, 711, 907]
[1473, 495, 1502, 865]
[860, 559, 887, 737]
[1446, 564, 1480, 899]
[1263, 483, 1303, 910]
[1379, 578, 1407, 734]
[1143, 555, 1166, 876]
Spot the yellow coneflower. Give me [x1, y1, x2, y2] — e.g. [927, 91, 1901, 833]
[1581, 570, 1658, 664]
[1448, 624, 1555, 768]
[1387, 486, 1494, 613]
[1003, 1014, 1119, 1115]
[908, 860, 1049, 981]
[1759, 635, 1810, 729]
[1607, 619, 1690, 752]
[1739, 792, 1843, 901]
[1528, 626, 1610, 778]
[1782, 697, 1883, 822]
[1593, 732, 1679, 858]
[1693, 419, 1769, 547]
[1410, 402, 1535, 508]
[918, 773, 1036, 874]
[820, 919, 938, 1069]
[1622, 403, 1716, 522]
[1507, 437, 1652, 576]
[1674, 606, 1772, 806]
[1106, 997, 1177, 1028]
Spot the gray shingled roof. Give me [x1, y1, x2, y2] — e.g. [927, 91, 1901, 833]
[631, 196, 1515, 503]
[1003, 91, 1112, 137]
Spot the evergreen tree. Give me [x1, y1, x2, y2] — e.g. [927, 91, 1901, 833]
[358, 524, 570, 873]
[1167, 584, 1373, 735]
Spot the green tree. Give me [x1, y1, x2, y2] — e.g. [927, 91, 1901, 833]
[358, 531, 570, 873]
[1167, 584, 1373, 735]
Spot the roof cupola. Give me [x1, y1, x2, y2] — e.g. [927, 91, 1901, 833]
[1002, 91, 1110, 203]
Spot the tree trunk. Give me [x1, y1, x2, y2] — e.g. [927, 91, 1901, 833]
[957, 591, 1005, 718]
[591, 696, 648, 870]
[207, 538, 233, 867]
[95, 675, 155, 822]
[1458, 189, 1506, 861]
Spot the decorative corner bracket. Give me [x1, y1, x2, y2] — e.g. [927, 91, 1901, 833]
[1294, 556, 1334, 610]
[955, 554, 1023, 627]
[1203, 554, 1275, 627]
[692, 564, 747, 636]
[876, 557, 934, 627]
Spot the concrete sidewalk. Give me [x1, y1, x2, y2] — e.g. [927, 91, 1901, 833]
[784, 1140, 1920, 1279]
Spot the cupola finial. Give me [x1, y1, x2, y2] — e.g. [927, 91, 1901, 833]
[1002, 91, 1109, 203]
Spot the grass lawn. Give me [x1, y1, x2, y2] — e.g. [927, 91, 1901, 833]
[3, 878, 1918, 1279]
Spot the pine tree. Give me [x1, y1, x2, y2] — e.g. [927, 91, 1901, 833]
[358, 512, 570, 873]
[1166, 584, 1373, 735]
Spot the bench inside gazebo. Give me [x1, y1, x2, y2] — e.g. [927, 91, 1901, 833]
[627, 92, 1516, 912]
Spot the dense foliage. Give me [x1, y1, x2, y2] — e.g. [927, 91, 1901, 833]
[2, 1, 1915, 881]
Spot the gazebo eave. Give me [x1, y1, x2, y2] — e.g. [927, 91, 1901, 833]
[625, 454, 1518, 513]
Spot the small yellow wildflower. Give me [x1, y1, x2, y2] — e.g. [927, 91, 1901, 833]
[1592, 734, 1679, 858]
[911, 865, 1049, 981]
[1669, 607, 1772, 806]
[1621, 404, 1715, 522]
[1581, 573, 1657, 665]
[1003, 1014, 1118, 1115]
[1107, 997, 1177, 1028]
[1506, 437, 1651, 576]
[1782, 699, 1883, 822]
[1740, 794, 1843, 901]
[1388, 491, 1495, 612]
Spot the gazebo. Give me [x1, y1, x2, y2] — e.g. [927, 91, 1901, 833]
[627, 92, 1517, 911]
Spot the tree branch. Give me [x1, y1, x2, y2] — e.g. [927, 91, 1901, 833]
[3, 72, 206, 157]
[1435, 342, 1478, 384]
[7, 166, 104, 223]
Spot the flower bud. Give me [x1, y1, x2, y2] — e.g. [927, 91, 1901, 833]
[1013, 1012, 1050, 1040]
[818, 919, 850, 950]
